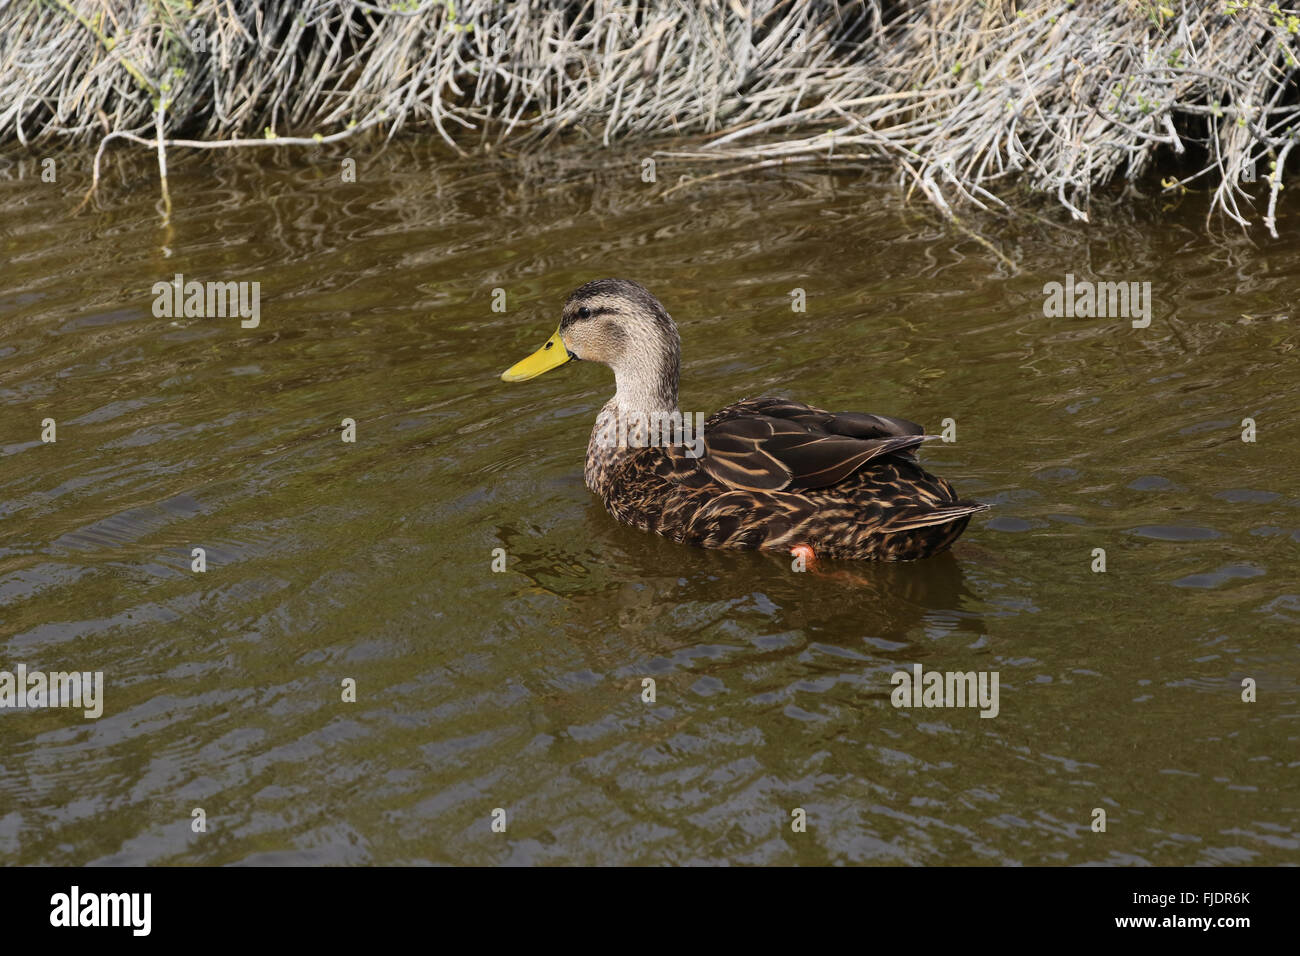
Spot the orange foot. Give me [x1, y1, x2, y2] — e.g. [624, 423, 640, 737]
[791, 544, 816, 567]
[789, 545, 879, 587]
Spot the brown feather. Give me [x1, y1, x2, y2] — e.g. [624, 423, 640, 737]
[595, 398, 986, 561]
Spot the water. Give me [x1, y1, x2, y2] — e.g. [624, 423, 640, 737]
[1, 143, 1296, 865]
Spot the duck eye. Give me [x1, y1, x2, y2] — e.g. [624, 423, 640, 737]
[577, 306, 591, 319]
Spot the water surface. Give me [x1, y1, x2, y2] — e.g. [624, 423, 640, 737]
[1, 143, 1297, 865]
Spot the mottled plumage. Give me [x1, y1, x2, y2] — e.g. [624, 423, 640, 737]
[503, 279, 986, 561]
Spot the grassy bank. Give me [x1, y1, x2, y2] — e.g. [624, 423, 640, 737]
[5, 1, 1300, 232]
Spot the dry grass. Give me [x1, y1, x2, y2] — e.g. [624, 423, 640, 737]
[4, 1, 1299, 232]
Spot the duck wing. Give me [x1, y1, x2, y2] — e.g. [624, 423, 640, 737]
[681, 398, 930, 493]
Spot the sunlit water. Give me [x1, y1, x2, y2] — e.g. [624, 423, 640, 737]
[1, 142, 1297, 865]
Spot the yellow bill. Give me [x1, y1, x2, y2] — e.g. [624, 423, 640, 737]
[501, 329, 574, 382]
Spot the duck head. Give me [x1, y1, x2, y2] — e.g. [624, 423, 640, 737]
[501, 278, 681, 413]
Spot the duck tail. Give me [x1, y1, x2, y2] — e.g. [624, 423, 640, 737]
[882, 501, 989, 533]
[892, 433, 945, 459]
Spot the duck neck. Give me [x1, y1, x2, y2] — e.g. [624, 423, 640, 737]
[611, 357, 679, 417]
[585, 352, 680, 495]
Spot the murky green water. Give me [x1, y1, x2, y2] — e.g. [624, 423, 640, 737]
[1, 142, 1297, 865]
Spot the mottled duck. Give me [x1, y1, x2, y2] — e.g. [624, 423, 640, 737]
[501, 279, 985, 561]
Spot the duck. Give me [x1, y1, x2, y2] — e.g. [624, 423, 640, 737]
[500, 278, 986, 561]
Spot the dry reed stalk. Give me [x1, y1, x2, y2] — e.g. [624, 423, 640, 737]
[3, 1, 1297, 233]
